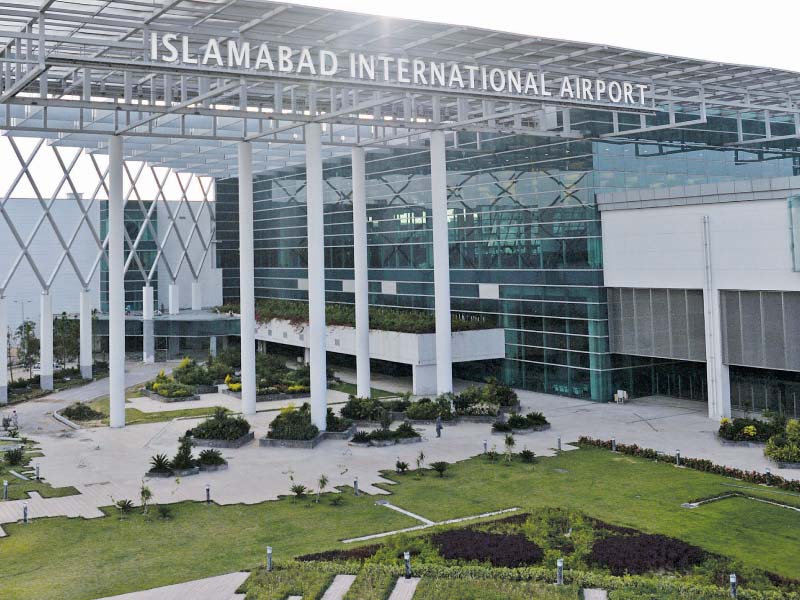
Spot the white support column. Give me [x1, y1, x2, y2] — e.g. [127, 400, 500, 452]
[0, 296, 7, 404]
[306, 123, 327, 430]
[351, 146, 371, 398]
[238, 141, 257, 416]
[79, 289, 93, 379]
[168, 283, 179, 315]
[39, 291, 53, 391]
[702, 216, 731, 419]
[430, 130, 453, 395]
[191, 281, 202, 311]
[142, 285, 155, 364]
[108, 135, 126, 428]
[209, 336, 217, 358]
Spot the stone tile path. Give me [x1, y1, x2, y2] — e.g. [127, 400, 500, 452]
[93, 571, 249, 599]
[320, 574, 357, 599]
[387, 577, 421, 600]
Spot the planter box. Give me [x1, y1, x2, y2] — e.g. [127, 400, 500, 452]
[455, 415, 499, 423]
[145, 390, 200, 403]
[172, 466, 200, 477]
[222, 388, 309, 402]
[260, 426, 355, 449]
[191, 431, 254, 449]
[199, 463, 229, 472]
[396, 436, 422, 445]
[772, 460, 800, 469]
[195, 384, 219, 395]
[404, 418, 456, 425]
[324, 424, 357, 440]
[718, 437, 766, 448]
[145, 470, 173, 479]
[369, 439, 396, 447]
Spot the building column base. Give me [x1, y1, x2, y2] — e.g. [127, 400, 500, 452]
[412, 364, 437, 396]
[80, 365, 93, 380]
[0, 386, 7, 405]
[40, 375, 54, 391]
[143, 320, 155, 364]
[210, 336, 217, 358]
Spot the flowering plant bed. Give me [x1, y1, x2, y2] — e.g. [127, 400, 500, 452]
[349, 423, 421, 446]
[718, 417, 779, 443]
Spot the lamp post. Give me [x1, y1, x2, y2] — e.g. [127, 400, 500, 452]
[266, 546, 273, 572]
[205, 483, 210, 504]
[556, 558, 564, 585]
[403, 551, 411, 579]
[729, 573, 737, 598]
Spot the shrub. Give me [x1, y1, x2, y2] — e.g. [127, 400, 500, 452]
[197, 449, 226, 466]
[290, 483, 308, 499]
[718, 417, 778, 442]
[460, 402, 500, 417]
[505, 412, 549, 429]
[765, 419, 800, 463]
[156, 504, 172, 519]
[152, 380, 195, 398]
[171, 436, 196, 470]
[430, 461, 450, 477]
[519, 448, 536, 463]
[227, 382, 242, 392]
[5, 446, 24, 466]
[172, 357, 214, 386]
[115, 499, 134, 514]
[406, 396, 453, 420]
[431, 529, 543, 567]
[297, 544, 381, 562]
[62, 402, 104, 422]
[396, 460, 410, 474]
[524, 412, 548, 426]
[492, 421, 513, 433]
[341, 395, 385, 421]
[326, 408, 353, 433]
[268, 403, 319, 440]
[589, 534, 706, 575]
[351, 430, 370, 444]
[189, 407, 250, 441]
[149, 453, 171, 474]
[483, 377, 518, 407]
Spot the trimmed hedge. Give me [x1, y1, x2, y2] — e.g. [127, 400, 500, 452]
[590, 534, 705, 575]
[431, 529, 543, 568]
[188, 408, 250, 441]
[268, 403, 320, 440]
[62, 402, 104, 422]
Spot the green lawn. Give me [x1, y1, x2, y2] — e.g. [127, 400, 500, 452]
[85, 394, 224, 426]
[329, 381, 397, 399]
[1, 442, 79, 501]
[1, 447, 799, 599]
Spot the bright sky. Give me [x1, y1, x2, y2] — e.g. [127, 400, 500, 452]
[288, 0, 800, 74]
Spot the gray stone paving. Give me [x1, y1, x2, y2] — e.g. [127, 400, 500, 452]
[387, 577, 420, 600]
[93, 571, 249, 600]
[320, 574, 357, 600]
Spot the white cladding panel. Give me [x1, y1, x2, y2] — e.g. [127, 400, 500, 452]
[602, 199, 800, 291]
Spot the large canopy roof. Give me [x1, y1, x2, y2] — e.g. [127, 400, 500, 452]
[0, 0, 797, 176]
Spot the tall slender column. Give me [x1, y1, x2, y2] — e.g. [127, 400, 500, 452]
[351, 147, 371, 399]
[306, 123, 327, 430]
[430, 130, 453, 395]
[191, 280, 202, 311]
[702, 216, 731, 419]
[108, 135, 126, 428]
[39, 291, 53, 390]
[168, 283, 179, 315]
[0, 296, 7, 404]
[238, 141, 256, 416]
[142, 285, 154, 364]
[79, 289, 93, 379]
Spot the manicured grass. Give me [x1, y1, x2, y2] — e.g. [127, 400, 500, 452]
[2, 447, 800, 599]
[85, 391, 225, 426]
[1, 442, 79, 500]
[329, 381, 397, 399]
[243, 563, 335, 600]
[342, 568, 395, 600]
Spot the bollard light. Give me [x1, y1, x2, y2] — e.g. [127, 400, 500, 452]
[266, 546, 273, 572]
[675, 449, 681, 466]
[611, 438, 616, 452]
[556, 558, 564, 585]
[765, 467, 772, 485]
[205, 483, 211, 504]
[729, 573, 737, 598]
[35, 464, 40, 481]
[403, 550, 411, 579]
[2, 480, 7, 501]
[483, 440, 488, 454]
[557, 436, 562, 452]
[354, 477, 359, 497]
[23, 502, 28, 524]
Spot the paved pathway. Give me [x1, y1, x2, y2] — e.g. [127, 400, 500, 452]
[320, 574, 357, 600]
[93, 571, 248, 600]
[388, 577, 420, 600]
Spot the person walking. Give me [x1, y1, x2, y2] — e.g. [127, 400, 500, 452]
[435, 415, 443, 438]
[11, 409, 19, 429]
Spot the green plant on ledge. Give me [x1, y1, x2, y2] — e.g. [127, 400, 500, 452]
[268, 403, 320, 441]
[765, 419, 800, 464]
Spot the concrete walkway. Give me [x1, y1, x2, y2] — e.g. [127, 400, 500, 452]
[388, 577, 420, 600]
[320, 574, 357, 600]
[94, 571, 248, 600]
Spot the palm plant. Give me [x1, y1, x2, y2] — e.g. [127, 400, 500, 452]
[149, 453, 171, 474]
[139, 483, 153, 514]
[430, 461, 449, 478]
[317, 474, 329, 503]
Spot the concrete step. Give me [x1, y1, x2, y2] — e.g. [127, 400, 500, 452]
[388, 577, 420, 600]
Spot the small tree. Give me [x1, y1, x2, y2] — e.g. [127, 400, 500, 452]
[504, 434, 516, 463]
[290, 483, 308, 500]
[15, 320, 39, 379]
[140, 482, 153, 514]
[6, 327, 14, 384]
[430, 461, 449, 478]
[171, 436, 195, 470]
[53, 313, 79, 369]
[416, 449, 425, 472]
[316, 473, 329, 503]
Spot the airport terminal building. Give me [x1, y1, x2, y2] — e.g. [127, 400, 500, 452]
[0, 1, 799, 424]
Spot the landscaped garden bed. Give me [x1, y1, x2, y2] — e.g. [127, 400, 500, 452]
[492, 412, 550, 434]
[717, 416, 780, 446]
[143, 370, 198, 402]
[187, 408, 253, 449]
[145, 437, 228, 478]
[58, 402, 106, 427]
[349, 423, 422, 447]
[260, 403, 354, 449]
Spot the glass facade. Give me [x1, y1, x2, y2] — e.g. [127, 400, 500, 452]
[100, 201, 158, 313]
[216, 108, 800, 403]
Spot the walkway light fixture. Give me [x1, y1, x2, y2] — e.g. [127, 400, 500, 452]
[205, 483, 211, 504]
[266, 546, 273, 572]
[556, 558, 564, 585]
[730, 573, 737, 598]
[676, 449, 681, 466]
[403, 551, 411, 579]
[22, 502, 28, 524]
[2, 480, 7, 500]
[354, 477, 359, 496]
